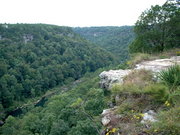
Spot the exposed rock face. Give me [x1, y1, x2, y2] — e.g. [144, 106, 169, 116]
[2, 24, 8, 28]
[99, 56, 180, 90]
[23, 34, 33, 43]
[135, 56, 180, 72]
[99, 70, 131, 89]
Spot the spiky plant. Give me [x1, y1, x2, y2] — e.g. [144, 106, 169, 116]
[158, 64, 180, 93]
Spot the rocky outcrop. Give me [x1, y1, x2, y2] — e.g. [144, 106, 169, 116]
[99, 56, 180, 90]
[99, 56, 179, 134]
[99, 70, 131, 89]
[135, 56, 180, 72]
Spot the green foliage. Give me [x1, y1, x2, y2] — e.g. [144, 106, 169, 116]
[116, 62, 129, 70]
[70, 98, 83, 108]
[129, 0, 180, 53]
[126, 53, 150, 67]
[116, 101, 134, 115]
[0, 72, 104, 135]
[111, 69, 153, 95]
[111, 84, 141, 95]
[158, 64, 180, 92]
[144, 83, 169, 104]
[169, 87, 180, 106]
[84, 89, 106, 116]
[74, 26, 135, 62]
[1, 116, 18, 135]
[50, 119, 69, 135]
[67, 119, 99, 135]
[0, 24, 116, 115]
[150, 107, 180, 135]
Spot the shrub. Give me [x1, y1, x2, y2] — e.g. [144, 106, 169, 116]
[111, 69, 154, 97]
[158, 64, 180, 93]
[116, 101, 133, 115]
[127, 53, 150, 68]
[117, 62, 129, 70]
[111, 83, 141, 95]
[150, 107, 180, 135]
[169, 87, 180, 106]
[144, 83, 169, 104]
[159, 48, 180, 57]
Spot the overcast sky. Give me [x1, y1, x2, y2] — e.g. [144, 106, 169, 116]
[0, 0, 167, 27]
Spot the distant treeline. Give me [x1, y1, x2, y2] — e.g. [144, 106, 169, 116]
[73, 26, 135, 62]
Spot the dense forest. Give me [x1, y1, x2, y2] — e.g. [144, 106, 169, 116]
[0, 70, 106, 135]
[0, 24, 116, 118]
[0, 0, 180, 134]
[73, 26, 134, 62]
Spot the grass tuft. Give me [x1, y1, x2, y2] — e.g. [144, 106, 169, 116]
[127, 53, 151, 68]
[149, 107, 180, 135]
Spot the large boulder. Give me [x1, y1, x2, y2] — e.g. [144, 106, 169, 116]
[99, 69, 131, 89]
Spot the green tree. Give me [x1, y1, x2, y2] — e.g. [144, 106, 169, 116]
[0, 61, 8, 77]
[129, 0, 180, 53]
[67, 120, 99, 135]
[50, 119, 69, 135]
[1, 116, 19, 135]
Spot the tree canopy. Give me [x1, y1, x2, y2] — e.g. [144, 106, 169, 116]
[0, 24, 116, 114]
[129, 0, 180, 53]
[73, 26, 135, 62]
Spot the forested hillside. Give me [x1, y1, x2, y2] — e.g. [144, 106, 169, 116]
[73, 26, 134, 62]
[0, 70, 106, 135]
[0, 24, 116, 114]
[1, 0, 179, 134]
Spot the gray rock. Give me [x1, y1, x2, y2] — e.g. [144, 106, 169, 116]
[102, 115, 111, 126]
[23, 34, 33, 43]
[67, 33, 74, 38]
[101, 107, 121, 126]
[102, 108, 114, 116]
[99, 69, 131, 89]
[107, 102, 114, 108]
[141, 110, 157, 124]
[115, 95, 120, 103]
[135, 56, 180, 72]
[0, 120, 4, 126]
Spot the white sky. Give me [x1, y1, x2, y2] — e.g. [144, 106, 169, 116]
[0, 0, 166, 27]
